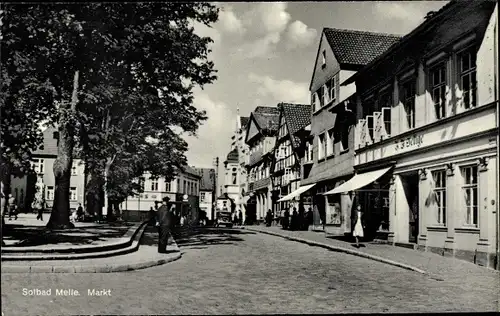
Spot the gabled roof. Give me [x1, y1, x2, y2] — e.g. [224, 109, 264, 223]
[253, 106, 280, 133]
[240, 116, 249, 130]
[280, 103, 311, 149]
[245, 106, 280, 143]
[324, 28, 401, 66]
[195, 168, 215, 191]
[309, 28, 401, 90]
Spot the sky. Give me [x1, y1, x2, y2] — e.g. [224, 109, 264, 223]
[184, 1, 450, 171]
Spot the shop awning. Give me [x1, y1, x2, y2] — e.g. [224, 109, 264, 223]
[323, 167, 392, 195]
[278, 184, 316, 202]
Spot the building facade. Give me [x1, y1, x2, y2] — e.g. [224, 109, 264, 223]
[122, 165, 201, 222]
[302, 28, 400, 232]
[196, 168, 216, 221]
[271, 103, 311, 215]
[245, 106, 280, 223]
[339, 0, 498, 268]
[9, 127, 86, 212]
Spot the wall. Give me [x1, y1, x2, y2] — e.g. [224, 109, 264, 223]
[310, 32, 341, 94]
[339, 70, 357, 101]
[199, 190, 214, 220]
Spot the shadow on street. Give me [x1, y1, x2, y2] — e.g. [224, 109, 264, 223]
[167, 226, 255, 249]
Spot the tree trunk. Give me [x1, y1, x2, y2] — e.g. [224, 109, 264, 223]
[46, 70, 80, 229]
[85, 168, 104, 220]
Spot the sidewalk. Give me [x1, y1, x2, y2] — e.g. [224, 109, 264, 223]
[1, 226, 181, 273]
[245, 225, 500, 281]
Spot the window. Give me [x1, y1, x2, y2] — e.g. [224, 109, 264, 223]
[430, 63, 447, 119]
[401, 79, 416, 129]
[362, 97, 375, 118]
[71, 162, 78, 175]
[306, 140, 313, 162]
[338, 118, 349, 152]
[177, 179, 180, 192]
[458, 48, 477, 109]
[461, 165, 478, 226]
[232, 172, 237, 185]
[382, 107, 391, 137]
[150, 178, 159, 191]
[139, 177, 145, 191]
[321, 50, 326, 67]
[367, 115, 374, 140]
[201, 192, 206, 202]
[327, 77, 336, 103]
[194, 183, 198, 195]
[183, 180, 187, 194]
[33, 159, 45, 174]
[326, 129, 334, 156]
[46, 186, 54, 200]
[70, 187, 77, 201]
[432, 170, 447, 225]
[378, 91, 392, 136]
[165, 180, 171, 192]
[318, 134, 325, 160]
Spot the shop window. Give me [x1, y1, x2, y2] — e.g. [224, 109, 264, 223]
[461, 165, 478, 226]
[401, 79, 416, 129]
[432, 170, 447, 225]
[458, 47, 477, 109]
[430, 62, 447, 119]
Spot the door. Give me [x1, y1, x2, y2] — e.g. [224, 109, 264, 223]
[405, 174, 419, 243]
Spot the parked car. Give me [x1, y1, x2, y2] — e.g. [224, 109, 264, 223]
[215, 211, 232, 228]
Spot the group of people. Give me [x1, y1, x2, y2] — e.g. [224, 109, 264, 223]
[277, 206, 313, 231]
[232, 210, 243, 226]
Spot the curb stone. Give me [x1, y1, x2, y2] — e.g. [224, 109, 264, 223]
[245, 227, 427, 275]
[1, 233, 182, 273]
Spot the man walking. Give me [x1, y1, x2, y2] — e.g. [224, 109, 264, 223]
[157, 197, 172, 253]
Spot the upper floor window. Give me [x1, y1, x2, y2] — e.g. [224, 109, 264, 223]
[337, 117, 349, 152]
[430, 62, 447, 119]
[367, 115, 374, 141]
[323, 77, 336, 105]
[326, 129, 334, 156]
[139, 177, 145, 191]
[461, 165, 478, 227]
[150, 178, 159, 191]
[458, 47, 477, 109]
[71, 162, 78, 175]
[321, 50, 326, 67]
[33, 159, 44, 174]
[46, 186, 54, 200]
[401, 79, 416, 129]
[318, 133, 325, 160]
[177, 179, 180, 192]
[378, 89, 392, 110]
[194, 183, 198, 195]
[165, 180, 171, 192]
[305, 140, 313, 163]
[362, 97, 375, 118]
[232, 172, 237, 185]
[183, 180, 187, 194]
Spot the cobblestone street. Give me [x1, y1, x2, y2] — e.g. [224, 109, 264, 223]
[2, 227, 499, 315]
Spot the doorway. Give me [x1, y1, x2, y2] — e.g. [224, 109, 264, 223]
[402, 173, 419, 243]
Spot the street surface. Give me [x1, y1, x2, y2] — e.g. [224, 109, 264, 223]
[1, 227, 498, 315]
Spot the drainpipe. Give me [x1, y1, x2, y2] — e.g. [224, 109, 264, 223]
[496, 0, 500, 271]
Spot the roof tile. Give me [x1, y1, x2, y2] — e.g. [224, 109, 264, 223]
[324, 28, 401, 66]
[281, 103, 311, 149]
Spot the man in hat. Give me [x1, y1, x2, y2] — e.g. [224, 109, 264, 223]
[157, 196, 172, 253]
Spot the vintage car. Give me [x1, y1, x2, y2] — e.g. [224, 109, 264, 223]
[215, 211, 233, 228]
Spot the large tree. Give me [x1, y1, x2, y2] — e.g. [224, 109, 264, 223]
[2, 3, 219, 228]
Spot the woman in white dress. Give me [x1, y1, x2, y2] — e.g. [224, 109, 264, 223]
[352, 204, 365, 248]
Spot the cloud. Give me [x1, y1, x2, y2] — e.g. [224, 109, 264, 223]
[192, 20, 221, 45]
[248, 73, 309, 104]
[374, 2, 429, 24]
[243, 2, 291, 36]
[237, 32, 281, 59]
[218, 6, 245, 35]
[285, 20, 318, 48]
[184, 93, 235, 168]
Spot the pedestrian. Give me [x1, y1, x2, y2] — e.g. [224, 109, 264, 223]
[298, 204, 305, 231]
[157, 197, 172, 253]
[8, 194, 17, 220]
[36, 198, 45, 221]
[306, 207, 313, 229]
[149, 206, 156, 226]
[180, 214, 185, 226]
[282, 208, 289, 230]
[352, 204, 366, 248]
[265, 209, 272, 227]
[238, 210, 243, 226]
[77, 203, 84, 221]
[290, 208, 298, 231]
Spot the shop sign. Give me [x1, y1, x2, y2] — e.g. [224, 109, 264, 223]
[394, 134, 423, 151]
